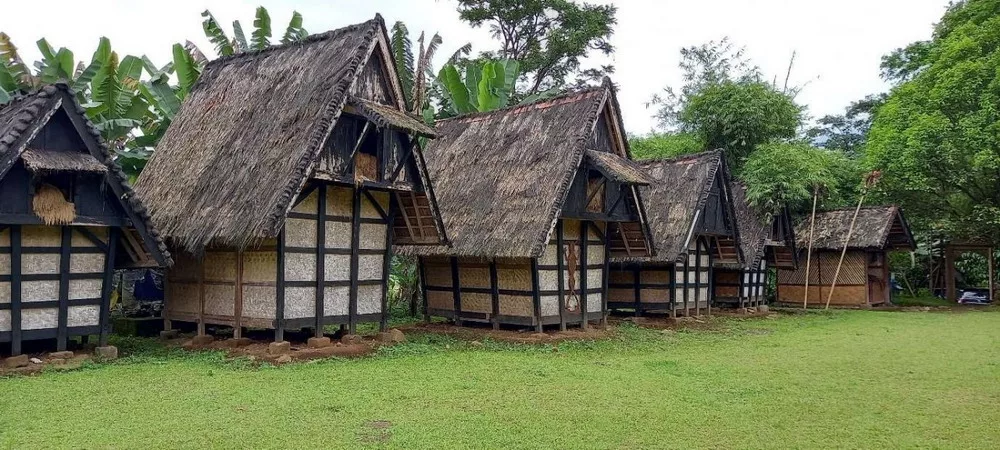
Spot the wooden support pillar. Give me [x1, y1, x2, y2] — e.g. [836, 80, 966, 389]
[234, 250, 244, 339]
[275, 230, 286, 342]
[10, 225, 22, 356]
[694, 239, 702, 317]
[632, 267, 641, 317]
[531, 258, 542, 332]
[348, 187, 362, 335]
[738, 267, 746, 309]
[418, 256, 429, 323]
[707, 239, 714, 316]
[669, 264, 676, 319]
[100, 228, 118, 347]
[489, 259, 500, 330]
[601, 230, 610, 328]
[450, 256, 461, 326]
[579, 220, 589, 329]
[683, 254, 690, 317]
[380, 197, 395, 332]
[197, 250, 206, 336]
[556, 220, 566, 331]
[316, 185, 328, 338]
[56, 226, 72, 351]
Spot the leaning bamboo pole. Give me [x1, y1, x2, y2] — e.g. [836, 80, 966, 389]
[825, 172, 881, 309]
[803, 186, 819, 309]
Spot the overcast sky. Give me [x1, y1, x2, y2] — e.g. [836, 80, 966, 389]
[1, 0, 950, 134]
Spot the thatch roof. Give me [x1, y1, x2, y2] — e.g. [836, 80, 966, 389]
[722, 181, 772, 269]
[347, 96, 435, 137]
[0, 84, 172, 266]
[137, 15, 437, 252]
[400, 80, 648, 258]
[585, 150, 653, 185]
[21, 148, 107, 174]
[616, 150, 733, 263]
[795, 206, 914, 250]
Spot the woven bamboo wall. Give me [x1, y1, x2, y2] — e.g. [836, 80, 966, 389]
[777, 250, 869, 305]
[1, 226, 106, 333]
[672, 238, 711, 310]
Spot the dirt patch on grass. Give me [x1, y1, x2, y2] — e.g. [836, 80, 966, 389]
[164, 333, 382, 365]
[398, 322, 611, 344]
[358, 420, 393, 443]
[1, 352, 92, 377]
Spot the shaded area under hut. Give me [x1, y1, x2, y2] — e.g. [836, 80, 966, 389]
[712, 181, 797, 309]
[399, 79, 654, 331]
[776, 206, 914, 307]
[608, 150, 742, 317]
[0, 84, 171, 356]
[135, 15, 446, 342]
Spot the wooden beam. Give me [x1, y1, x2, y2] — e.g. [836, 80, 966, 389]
[668, 264, 676, 319]
[585, 179, 607, 211]
[601, 234, 610, 328]
[75, 227, 109, 253]
[363, 190, 388, 221]
[315, 185, 328, 338]
[56, 226, 72, 351]
[387, 137, 418, 183]
[556, 220, 566, 331]
[275, 230, 286, 342]
[632, 267, 641, 317]
[620, 224, 634, 257]
[489, 259, 500, 330]
[707, 239, 715, 316]
[348, 188, 362, 334]
[450, 256, 462, 326]
[694, 238, 702, 317]
[395, 193, 418, 241]
[409, 191, 425, 240]
[683, 253, 690, 316]
[99, 227, 118, 347]
[198, 250, 206, 336]
[531, 258, 542, 332]
[580, 220, 589, 329]
[344, 122, 372, 174]
[10, 225, 22, 355]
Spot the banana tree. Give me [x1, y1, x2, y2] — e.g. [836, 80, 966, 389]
[202, 7, 307, 57]
[437, 59, 520, 116]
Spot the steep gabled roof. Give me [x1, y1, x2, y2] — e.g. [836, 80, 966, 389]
[795, 205, 914, 250]
[725, 181, 773, 269]
[400, 80, 649, 258]
[0, 84, 172, 266]
[618, 150, 735, 263]
[136, 15, 439, 252]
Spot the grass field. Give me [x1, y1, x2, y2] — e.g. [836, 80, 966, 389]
[2, 309, 1000, 449]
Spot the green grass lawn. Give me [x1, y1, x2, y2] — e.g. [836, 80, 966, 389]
[3, 309, 1000, 449]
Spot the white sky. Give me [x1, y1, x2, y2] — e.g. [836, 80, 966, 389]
[1, 0, 950, 134]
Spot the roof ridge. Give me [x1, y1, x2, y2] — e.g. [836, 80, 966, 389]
[203, 15, 382, 69]
[635, 148, 723, 165]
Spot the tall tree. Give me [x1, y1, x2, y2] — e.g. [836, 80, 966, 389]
[865, 0, 1000, 240]
[456, 0, 616, 95]
[806, 94, 885, 156]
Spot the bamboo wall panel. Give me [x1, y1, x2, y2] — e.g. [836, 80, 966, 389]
[499, 295, 533, 316]
[292, 190, 319, 214]
[284, 287, 315, 319]
[70, 227, 106, 246]
[498, 264, 532, 291]
[460, 265, 491, 289]
[360, 224, 386, 249]
[461, 292, 491, 314]
[357, 285, 381, 314]
[324, 255, 351, 281]
[285, 218, 317, 247]
[284, 254, 317, 282]
[21, 226, 59, 246]
[327, 186, 353, 216]
[423, 264, 452, 287]
[23, 254, 59, 274]
[166, 282, 199, 315]
[359, 255, 383, 280]
[67, 305, 99, 327]
[325, 221, 352, 248]
[608, 287, 633, 303]
[640, 288, 670, 303]
[426, 291, 453, 311]
[540, 295, 558, 316]
[68, 279, 101, 300]
[70, 254, 104, 273]
[0, 311, 9, 332]
[243, 286, 277, 318]
[23, 281, 58, 302]
[204, 285, 235, 316]
[242, 251, 277, 283]
[21, 308, 57, 330]
[324, 286, 350, 316]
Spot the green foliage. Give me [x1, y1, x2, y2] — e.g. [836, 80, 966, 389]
[865, 0, 1000, 240]
[628, 132, 704, 160]
[437, 59, 520, 116]
[250, 6, 272, 50]
[281, 11, 307, 44]
[741, 142, 859, 215]
[806, 94, 885, 156]
[200, 6, 305, 58]
[456, 0, 617, 94]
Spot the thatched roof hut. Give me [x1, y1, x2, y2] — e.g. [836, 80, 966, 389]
[614, 150, 740, 264]
[136, 14, 445, 252]
[400, 80, 653, 259]
[795, 206, 914, 251]
[721, 181, 797, 270]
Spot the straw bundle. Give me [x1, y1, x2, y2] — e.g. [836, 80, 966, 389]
[354, 152, 378, 185]
[32, 184, 76, 225]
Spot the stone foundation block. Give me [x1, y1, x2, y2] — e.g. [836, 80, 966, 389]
[307, 337, 332, 349]
[268, 341, 291, 355]
[94, 346, 119, 361]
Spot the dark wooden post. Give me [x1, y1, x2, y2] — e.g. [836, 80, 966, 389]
[450, 256, 461, 326]
[531, 258, 542, 332]
[601, 228, 610, 328]
[489, 259, 500, 330]
[348, 187, 362, 335]
[707, 239, 715, 316]
[579, 220, 589, 329]
[275, 230, 286, 342]
[99, 228, 118, 347]
[10, 225, 22, 355]
[380, 197, 396, 332]
[632, 267, 641, 317]
[56, 226, 72, 351]
[694, 239, 702, 317]
[668, 264, 676, 319]
[315, 185, 328, 337]
[683, 253, 690, 317]
[556, 220, 566, 331]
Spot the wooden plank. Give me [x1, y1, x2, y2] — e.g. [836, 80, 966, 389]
[531, 258, 542, 332]
[275, 230, 286, 342]
[10, 225, 22, 355]
[410, 191, 425, 240]
[556, 220, 566, 331]
[387, 138, 417, 183]
[348, 188, 362, 334]
[396, 193, 418, 241]
[683, 253, 690, 316]
[489, 259, 500, 330]
[99, 228, 118, 346]
[57, 226, 72, 351]
[450, 256, 462, 326]
[580, 220, 589, 329]
[668, 265, 676, 318]
[315, 185, 328, 337]
[633, 267, 641, 316]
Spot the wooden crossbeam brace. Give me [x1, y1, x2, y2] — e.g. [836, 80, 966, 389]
[620, 224, 634, 257]
[344, 122, 372, 174]
[395, 193, 418, 241]
[585, 178, 607, 210]
[363, 190, 388, 221]
[75, 227, 109, 253]
[605, 185, 625, 215]
[410, 191, 425, 240]
[387, 136, 418, 183]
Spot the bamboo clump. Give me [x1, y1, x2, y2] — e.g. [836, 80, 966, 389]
[32, 183, 76, 225]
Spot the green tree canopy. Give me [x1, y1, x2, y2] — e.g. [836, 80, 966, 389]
[865, 0, 1000, 240]
[742, 142, 859, 215]
[628, 132, 702, 160]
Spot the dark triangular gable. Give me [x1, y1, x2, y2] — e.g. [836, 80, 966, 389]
[0, 85, 171, 266]
[884, 207, 915, 250]
[767, 206, 798, 269]
[693, 157, 741, 265]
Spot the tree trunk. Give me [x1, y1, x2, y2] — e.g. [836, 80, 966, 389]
[803, 187, 819, 309]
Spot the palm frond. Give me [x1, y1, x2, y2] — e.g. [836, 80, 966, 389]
[232, 20, 248, 53]
[201, 10, 235, 57]
[251, 6, 272, 50]
[391, 21, 415, 109]
[281, 11, 307, 44]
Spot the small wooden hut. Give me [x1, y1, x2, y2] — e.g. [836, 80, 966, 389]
[712, 181, 797, 308]
[1, 84, 171, 356]
[400, 80, 654, 331]
[135, 15, 447, 342]
[608, 150, 741, 316]
[776, 206, 914, 307]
